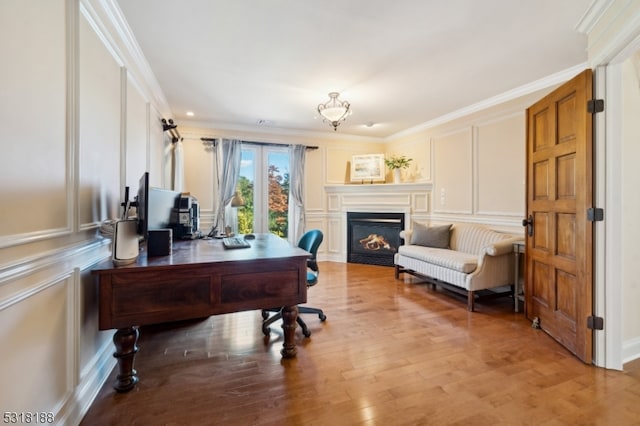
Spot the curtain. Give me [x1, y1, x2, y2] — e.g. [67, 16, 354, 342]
[172, 139, 184, 192]
[288, 144, 306, 243]
[214, 139, 242, 235]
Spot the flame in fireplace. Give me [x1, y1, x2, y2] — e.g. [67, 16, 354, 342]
[359, 234, 396, 252]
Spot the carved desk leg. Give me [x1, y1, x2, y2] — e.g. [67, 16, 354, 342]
[280, 305, 299, 358]
[112, 326, 139, 392]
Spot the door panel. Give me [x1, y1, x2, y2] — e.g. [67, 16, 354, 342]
[525, 69, 593, 363]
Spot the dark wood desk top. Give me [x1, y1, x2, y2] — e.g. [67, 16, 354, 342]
[93, 233, 310, 273]
[93, 233, 311, 330]
[92, 232, 310, 391]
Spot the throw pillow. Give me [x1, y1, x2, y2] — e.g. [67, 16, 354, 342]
[410, 223, 452, 248]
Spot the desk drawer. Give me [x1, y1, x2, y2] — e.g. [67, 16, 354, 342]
[103, 272, 211, 328]
[220, 270, 301, 304]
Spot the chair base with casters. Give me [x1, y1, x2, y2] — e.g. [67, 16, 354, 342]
[261, 229, 326, 338]
[261, 306, 327, 338]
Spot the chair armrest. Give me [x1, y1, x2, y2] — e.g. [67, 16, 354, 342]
[482, 237, 521, 256]
[400, 229, 413, 242]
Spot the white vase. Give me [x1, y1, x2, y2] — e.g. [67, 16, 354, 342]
[393, 168, 401, 184]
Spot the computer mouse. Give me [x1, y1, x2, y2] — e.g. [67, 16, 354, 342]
[244, 233, 256, 240]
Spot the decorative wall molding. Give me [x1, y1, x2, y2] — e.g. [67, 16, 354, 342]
[0, 239, 110, 309]
[432, 128, 473, 215]
[0, 228, 73, 251]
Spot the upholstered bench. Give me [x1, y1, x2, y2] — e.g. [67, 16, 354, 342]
[394, 223, 521, 311]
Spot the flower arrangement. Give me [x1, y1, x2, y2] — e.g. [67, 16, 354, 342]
[384, 155, 413, 170]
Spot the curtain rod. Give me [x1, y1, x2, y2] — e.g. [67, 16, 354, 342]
[162, 118, 182, 143]
[200, 138, 318, 150]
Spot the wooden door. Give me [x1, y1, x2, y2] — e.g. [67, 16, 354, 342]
[525, 69, 594, 363]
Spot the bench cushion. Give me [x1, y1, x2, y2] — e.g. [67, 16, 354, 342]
[397, 245, 477, 273]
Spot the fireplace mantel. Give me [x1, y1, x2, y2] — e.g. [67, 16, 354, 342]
[324, 182, 431, 214]
[324, 182, 432, 194]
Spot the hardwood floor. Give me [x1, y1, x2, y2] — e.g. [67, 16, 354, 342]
[81, 262, 640, 425]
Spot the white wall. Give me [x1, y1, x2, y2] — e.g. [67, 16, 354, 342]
[621, 54, 640, 349]
[0, 1, 170, 423]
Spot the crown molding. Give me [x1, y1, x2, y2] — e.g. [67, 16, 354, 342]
[81, 0, 171, 117]
[387, 62, 588, 141]
[575, 0, 613, 34]
[179, 119, 387, 144]
[577, 0, 640, 65]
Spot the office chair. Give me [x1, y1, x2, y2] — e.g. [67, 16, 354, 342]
[261, 229, 326, 338]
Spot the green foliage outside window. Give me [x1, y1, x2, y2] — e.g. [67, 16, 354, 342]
[268, 165, 289, 238]
[236, 165, 289, 238]
[236, 175, 254, 234]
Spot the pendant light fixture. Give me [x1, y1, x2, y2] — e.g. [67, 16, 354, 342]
[317, 92, 351, 131]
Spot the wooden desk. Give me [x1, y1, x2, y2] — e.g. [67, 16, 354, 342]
[92, 233, 309, 392]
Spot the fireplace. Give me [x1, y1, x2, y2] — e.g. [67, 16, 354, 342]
[347, 212, 405, 267]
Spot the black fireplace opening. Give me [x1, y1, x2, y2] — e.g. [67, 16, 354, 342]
[347, 212, 405, 267]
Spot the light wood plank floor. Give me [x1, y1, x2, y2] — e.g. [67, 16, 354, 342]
[81, 262, 640, 425]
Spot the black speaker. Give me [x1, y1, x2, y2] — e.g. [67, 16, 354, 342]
[147, 229, 172, 256]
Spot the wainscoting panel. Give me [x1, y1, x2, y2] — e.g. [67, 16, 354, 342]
[0, 238, 114, 425]
[0, 273, 72, 413]
[326, 215, 343, 261]
[475, 113, 526, 217]
[0, 0, 69, 246]
[78, 11, 122, 229]
[327, 193, 341, 213]
[432, 128, 473, 215]
[412, 192, 430, 213]
[125, 72, 151, 190]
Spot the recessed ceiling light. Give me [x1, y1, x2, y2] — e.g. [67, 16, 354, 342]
[186, 111, 194, 117]
[365, 122, 376, 128]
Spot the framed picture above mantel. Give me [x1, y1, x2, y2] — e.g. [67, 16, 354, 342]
[350, 154, 385, 183]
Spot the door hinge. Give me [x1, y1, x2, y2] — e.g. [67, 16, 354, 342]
[587, 99, 604, 114]
[587, 315, 604, 330]
[587, 207, 604, 222]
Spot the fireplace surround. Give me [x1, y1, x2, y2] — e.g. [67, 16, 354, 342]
[347, 212, 405, 266]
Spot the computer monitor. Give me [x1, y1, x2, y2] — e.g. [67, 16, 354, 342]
[134, 171, 181, 241]
[135, 172, 150, 239]
[148, 187, 181, 231]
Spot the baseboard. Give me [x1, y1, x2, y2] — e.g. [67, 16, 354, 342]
[623, 336, 640, 366]
[55, 340, 115, 425]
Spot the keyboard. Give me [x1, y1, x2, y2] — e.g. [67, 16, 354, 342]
[222, 237, 251, 249]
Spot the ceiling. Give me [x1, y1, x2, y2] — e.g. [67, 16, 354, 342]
[116, 0, 594, 139]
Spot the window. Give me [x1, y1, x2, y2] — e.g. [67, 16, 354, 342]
[237, 145, 290, 237]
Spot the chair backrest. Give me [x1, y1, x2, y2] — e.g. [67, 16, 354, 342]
[297, 229, 323, 284]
